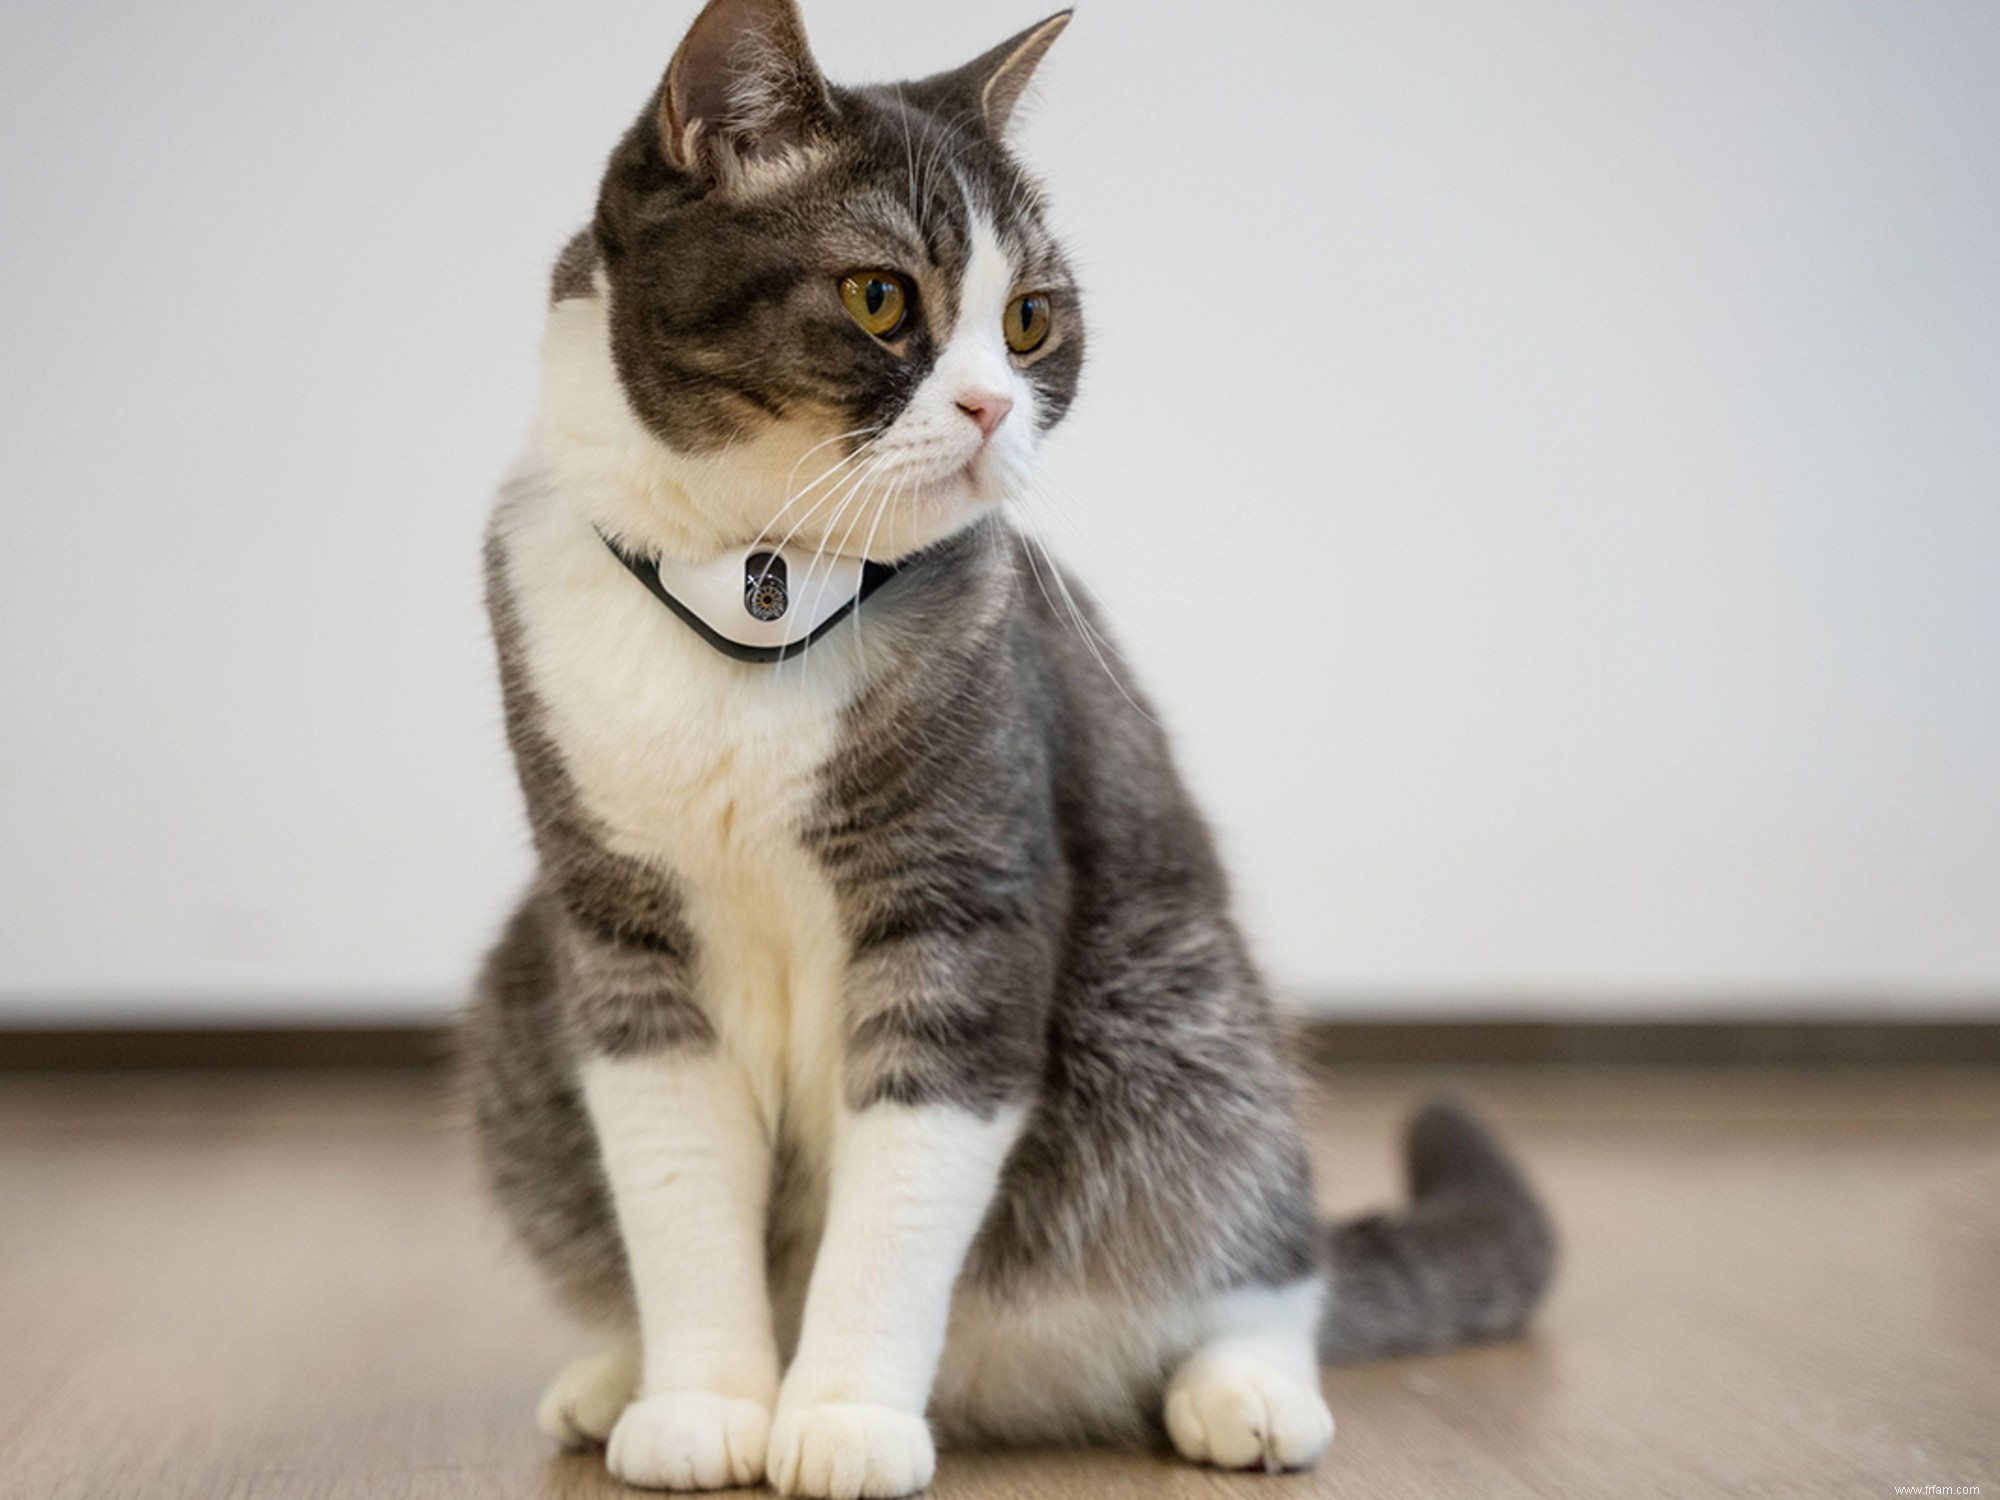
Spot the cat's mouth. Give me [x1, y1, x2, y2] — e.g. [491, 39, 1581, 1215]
[950, 434, 1015, 488]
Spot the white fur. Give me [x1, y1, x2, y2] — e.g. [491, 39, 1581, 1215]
[1165, 1280, 1334, 1473]
[769, 1104, 1025, 1496]
[582, 1054, 785, 1403]
[583, 1054, 785, 1488]
[1165, 1355, 1334, 1473]
[610, 1390, 775, 1491]
[784, 1104, 1026, 1412]
[537, 1340, 640, 1447]
[1192, 1278, 1328, 1386]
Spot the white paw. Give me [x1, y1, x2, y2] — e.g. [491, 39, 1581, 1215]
[1164, 1353, 1335, 1473]
[606, 1391, 771, 1491]
[766, 1402, 935, 1499]
[537, 1344, 640, 1448]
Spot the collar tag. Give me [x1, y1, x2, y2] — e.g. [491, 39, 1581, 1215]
[599, 532, 898, 663]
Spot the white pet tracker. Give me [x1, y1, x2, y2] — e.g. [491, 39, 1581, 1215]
[599, 531, 902, 663]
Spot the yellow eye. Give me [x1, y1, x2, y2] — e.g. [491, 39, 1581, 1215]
[839, 272, 909, 338]
[1004, 292, 1052, 354]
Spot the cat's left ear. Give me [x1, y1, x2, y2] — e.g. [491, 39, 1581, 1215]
[912, 11, 1072, 139]
[659, 0, 833, 181]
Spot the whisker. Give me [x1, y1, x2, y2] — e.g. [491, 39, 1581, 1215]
[808, 455, 891, 627]
[771, 451, 886, 681]
[918, 116, 973, 235]
[755, 439, 883, 571]
[750, 428, 883, 562]
[893, 84, 919, 225]
[1022, 475, 1135, 630]
[846, 467, 905, 675]
[780, 447, 884, 560]
[1010, 496, 1159, 727]
[781, 424, 881, 500]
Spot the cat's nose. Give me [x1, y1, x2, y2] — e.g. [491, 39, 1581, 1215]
[955, 390, 1014, 440]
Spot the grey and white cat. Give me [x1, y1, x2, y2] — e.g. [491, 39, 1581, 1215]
[463, 2, 1554, 1495]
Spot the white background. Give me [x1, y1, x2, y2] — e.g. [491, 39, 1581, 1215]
[2, 0, 1996, 1023]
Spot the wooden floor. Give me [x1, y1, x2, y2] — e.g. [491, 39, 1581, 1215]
[2, 1067, 1995, 1500]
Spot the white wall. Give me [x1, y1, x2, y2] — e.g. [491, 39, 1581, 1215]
[2, 0, 1996, 1023]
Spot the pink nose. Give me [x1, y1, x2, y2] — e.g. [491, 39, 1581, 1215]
[956, 390, 1014, 440]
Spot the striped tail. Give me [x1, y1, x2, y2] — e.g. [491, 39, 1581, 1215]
[1319, 1100, 1557, 1364]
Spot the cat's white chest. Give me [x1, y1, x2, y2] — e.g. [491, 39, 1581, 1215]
[497, 464, 859, 1136]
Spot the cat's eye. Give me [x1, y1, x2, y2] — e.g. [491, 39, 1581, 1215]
[1004, 292, 1053, 354]
[839, 272, 910, 339]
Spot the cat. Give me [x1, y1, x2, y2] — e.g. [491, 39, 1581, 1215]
[462, 1, 1554, 1495]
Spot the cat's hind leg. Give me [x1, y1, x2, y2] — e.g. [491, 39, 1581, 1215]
[1162, 1280, 1334, 1474]
[537, 1339, 640, 1448]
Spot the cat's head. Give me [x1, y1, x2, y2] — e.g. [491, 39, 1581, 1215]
[546, 0, 1083, 563]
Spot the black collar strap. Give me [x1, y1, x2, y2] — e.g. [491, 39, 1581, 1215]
[599, 530, 902, 664]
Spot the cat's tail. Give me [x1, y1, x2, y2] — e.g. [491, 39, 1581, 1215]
[1318, 1099, 1556, 1364]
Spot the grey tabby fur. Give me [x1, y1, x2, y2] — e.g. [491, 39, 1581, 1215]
[464, 0, 1553, 1454]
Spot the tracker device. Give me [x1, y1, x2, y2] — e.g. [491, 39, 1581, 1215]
[599, 532, 902, 664]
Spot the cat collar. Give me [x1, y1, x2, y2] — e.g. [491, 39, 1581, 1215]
[598, 531, 901, 664]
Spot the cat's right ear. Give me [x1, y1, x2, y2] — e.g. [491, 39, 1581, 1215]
[910, 11, 1073, 139]
[658, 0, 832, 183]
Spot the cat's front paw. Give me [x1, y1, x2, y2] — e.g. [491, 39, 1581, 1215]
[1164, 1353, 1335, 1473]
[605, 1391, 771, 1491]
[766, 1402, 935, 1499]
[537, 1344, 640, 1448]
